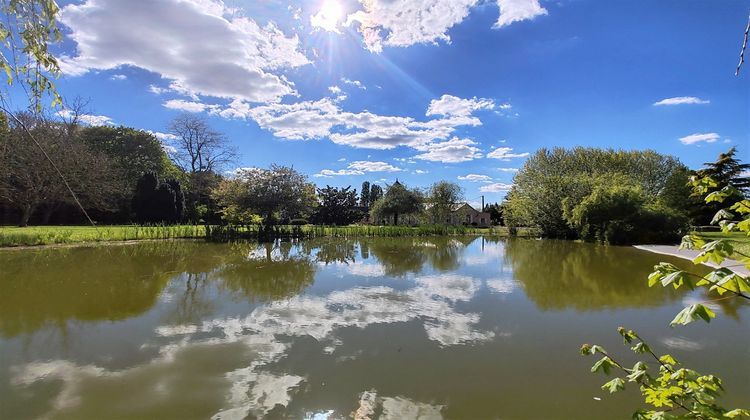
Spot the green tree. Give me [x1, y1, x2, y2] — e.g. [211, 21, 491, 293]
[168, 114, 237, 222]
[370, 184, 383, 203]
[313, 185, 361, 225]
[212, 165, 317, 224]
[78, 126, 179, 187]
[505, 147, 692, 240]
[691, 147, 750, 225]
[563, 180, 686, 245]
[425, 181, 463, 224]
[370, 180, 422, 225]
[360, 181, 371, 208]
[484, 203, 503, 225]
[132, 173, 184, 224]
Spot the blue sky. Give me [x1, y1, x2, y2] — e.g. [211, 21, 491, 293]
[25, 0, 750, 203]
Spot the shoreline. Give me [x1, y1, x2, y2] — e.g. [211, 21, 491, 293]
[0, 237, 205, 251]
[634, 244, 750, 276]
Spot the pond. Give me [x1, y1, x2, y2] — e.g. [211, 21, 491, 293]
[0, 237, 747, 419]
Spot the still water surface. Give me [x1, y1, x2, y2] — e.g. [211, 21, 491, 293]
[0, 237, 747, 419]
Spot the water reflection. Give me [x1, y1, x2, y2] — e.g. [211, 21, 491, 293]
[1, 237, 746, 419]
[504, 239, 691, 310]
[10, 269, 490, 418]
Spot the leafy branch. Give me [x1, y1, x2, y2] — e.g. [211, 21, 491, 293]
[582, 176, 750, 419]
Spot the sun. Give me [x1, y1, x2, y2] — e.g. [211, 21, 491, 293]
[311, 0, 343, 33]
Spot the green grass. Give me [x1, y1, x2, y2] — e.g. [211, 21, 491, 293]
[0, 224, 534, 247]
[0, 225, 206, 247]
[692, 231, 750, 259]
[205, 224, 535, 241]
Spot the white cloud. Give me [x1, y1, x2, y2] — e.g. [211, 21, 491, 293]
[242, 94, 491, 154]
[315, 160, 403, 177]
[109, 74, 126, 80]
[348, 161, 403, 172]
[480, 182, 513, 193]
[148, 85, 168, 95]
[344, 0, 547, 52]
[163, 99, 219, 113]
[653, 96, 710, 106]
[414, 169, 428, 174]
[458, 174, 493, 182]
[497, 167, 519, 172]
[494, 0, 548, 28]
[328, 86, 343, 95]
[426, 94, 495, 117]
[679, 132, 720, 145]
[57, 109, 114, 126]
[486, 147, 529, 160]
[414, 137, 483, 163]
[345, 0, 478, 52]
[59, 0, 309, 103]
[341, 78, 366, 89]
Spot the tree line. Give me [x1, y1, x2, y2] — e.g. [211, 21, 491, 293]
[503, 147, 749, 244]
[0, 109, 235, 226]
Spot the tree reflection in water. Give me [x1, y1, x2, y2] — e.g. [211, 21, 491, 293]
[503, 239, 698, 310]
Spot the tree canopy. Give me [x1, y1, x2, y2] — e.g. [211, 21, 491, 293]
[212, 165, 317, 224]
[504, 147, 692, 243]
[370, 180, 423, 225]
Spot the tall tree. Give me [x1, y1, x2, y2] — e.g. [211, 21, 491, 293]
[132, 173, 184, 224]
[168, 114, 236, 175]
[697, 147, 750, 193]
[168, 114, 236, 221]
[313, 185, 361, 225]
[692, 147, 750, 225]
[360, 181, 371, 208]
[212, 165, 317, 224]
[370, 180, 422, 225]
[426, 181, 463, 224]
[369, 184, 383, 203]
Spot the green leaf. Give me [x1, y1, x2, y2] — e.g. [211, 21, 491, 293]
[712, 209, 735, 225]
[705, 190, 727, 203]
[602, 377, 626, 393]
[670, 304, 716, 327]
[659, 354, 678, 366]
[693, 240, 734, 265]
[726, 409, 750, 418]
[591, 357, 616, 375]
[729, 200, 750, 215]
[631, 342, 650, 354]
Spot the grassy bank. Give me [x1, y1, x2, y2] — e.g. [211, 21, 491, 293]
[0, 224, 535, 248]
[205, 224, 535, 241]
[0, 225, 207, 247]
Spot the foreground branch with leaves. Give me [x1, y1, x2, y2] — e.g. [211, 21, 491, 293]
[582, 175, 750, 419]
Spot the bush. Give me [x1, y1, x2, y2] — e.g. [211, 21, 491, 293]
[564, 184, 686, 245]
[289, 218, 309, 225]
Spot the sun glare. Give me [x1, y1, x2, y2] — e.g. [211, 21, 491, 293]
[311, 0, 343, 33]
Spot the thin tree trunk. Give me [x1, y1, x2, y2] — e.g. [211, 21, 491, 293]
[393, 212, 399, 226]
[19, 204, 35, 227]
